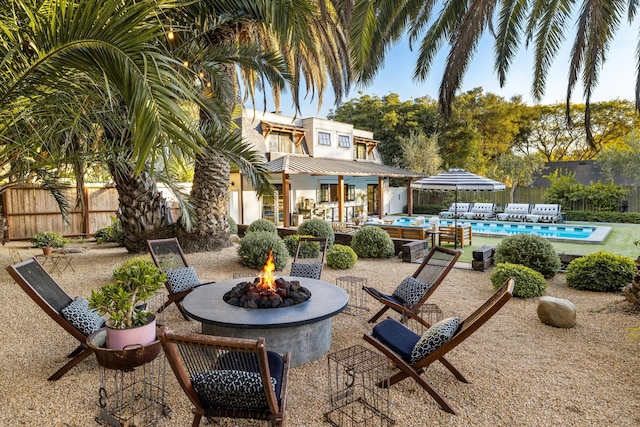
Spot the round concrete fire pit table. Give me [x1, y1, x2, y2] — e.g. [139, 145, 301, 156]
[182, 276, 349, 367]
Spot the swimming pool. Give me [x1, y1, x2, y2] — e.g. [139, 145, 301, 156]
[369, 217, 611, 243]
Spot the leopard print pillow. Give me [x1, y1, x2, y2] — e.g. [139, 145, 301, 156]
[410, 316, 460, 364]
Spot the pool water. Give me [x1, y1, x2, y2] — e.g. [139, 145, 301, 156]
[384, 217, 611, 243]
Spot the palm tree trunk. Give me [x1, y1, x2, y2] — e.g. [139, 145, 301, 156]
[177, 149, 232, 253]
[109, 162, 175, 253]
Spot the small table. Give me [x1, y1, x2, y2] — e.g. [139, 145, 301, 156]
[183, 277, 348, 367]
[35, 253, 74, 274]
[425, 230, 440, 248]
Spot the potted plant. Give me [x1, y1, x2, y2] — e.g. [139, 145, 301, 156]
[89, 257, 166, 350]
[31, 231, 68, 255]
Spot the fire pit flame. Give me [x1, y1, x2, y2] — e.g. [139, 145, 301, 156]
[256, 250, 276, 294]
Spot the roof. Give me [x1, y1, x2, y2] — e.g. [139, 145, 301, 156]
[266, 155, 424, 178]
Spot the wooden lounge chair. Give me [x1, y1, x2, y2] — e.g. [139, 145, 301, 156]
[159, 326, 290, 427]
[439, 203, 472, 219]
[462, 203, 496, 220]
[363, 278, 515, 414]
[438, 225, 472, 248]
[526, 204, 563, 223]
[289, 237, 327, 280]
[496, 203, 531, 221]
[147, 238, 214, 320]
[6, 258, 105, 380]
[363, 246, 461, 324]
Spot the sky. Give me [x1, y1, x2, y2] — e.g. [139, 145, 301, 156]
[258, 21, 637, 119]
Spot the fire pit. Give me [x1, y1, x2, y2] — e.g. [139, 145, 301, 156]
[182, 275, 348, 367]
[223, 251, 311, 308]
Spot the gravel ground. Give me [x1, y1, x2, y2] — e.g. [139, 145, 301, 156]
[1, 241, 639, 427]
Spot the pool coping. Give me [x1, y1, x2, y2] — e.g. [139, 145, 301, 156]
[367, 218, 612, 244]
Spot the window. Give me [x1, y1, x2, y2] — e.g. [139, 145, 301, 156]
[318, 131, 331, 146]
[268, 132, 294, 153]
[354, 143, 367, 159]
[319, 184, 356, 202]
[338, 135, 351, 148]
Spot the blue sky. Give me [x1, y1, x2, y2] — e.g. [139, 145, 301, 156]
[261, 22, 637, 119]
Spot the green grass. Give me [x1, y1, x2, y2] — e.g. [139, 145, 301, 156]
[448, 222, 640, 263]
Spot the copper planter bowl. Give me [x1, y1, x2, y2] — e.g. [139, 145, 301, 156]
[87, 329, 161, 371]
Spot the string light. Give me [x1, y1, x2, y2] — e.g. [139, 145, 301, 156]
[198, 71, 205, 79]
[183, 60, 189, 67]
[167, 28, 175, 41]
[206, 81, 212, 88]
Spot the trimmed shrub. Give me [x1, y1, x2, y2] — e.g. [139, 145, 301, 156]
[94, 217, 124, 244]
[228, 216, 238, 235]
[246, 218, 277, 234]
[327, 244, 357, 269]
[566, 251, 636, 292]
[494, 234, 560, 278]
[297, 218, 335, 247]
[490, 263, 547, 298]
[237, 231, 289, 270]
[350, 226, 395, 258]
[282, 234, 320, 258]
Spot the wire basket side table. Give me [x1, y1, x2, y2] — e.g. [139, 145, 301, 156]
[326, 345, 394, 426]
[335, 276, 369, 316]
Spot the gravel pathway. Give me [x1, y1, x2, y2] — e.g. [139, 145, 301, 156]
[1, 242, 639, 426]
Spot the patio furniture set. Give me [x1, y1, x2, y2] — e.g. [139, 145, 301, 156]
[6, 237, 515, 426]
[440, 202, 563, 223]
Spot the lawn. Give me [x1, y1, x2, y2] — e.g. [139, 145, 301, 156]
[449, 222, 640, 263]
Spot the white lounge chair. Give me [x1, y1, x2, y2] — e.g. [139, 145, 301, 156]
[496, 204, 530, 221]
[462, 203, 496, 220]
[440, 203, 472, 219]
[526, 204, 562, 223]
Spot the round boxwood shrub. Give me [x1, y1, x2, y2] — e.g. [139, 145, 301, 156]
[490, 262, 547, 298]
[566, 251, 636, 292]
[350, 226, 395, 258]
[282, 234, 319, 257]
[228, 216, 238, 235]
[327, 244, 358, 269]
[246, 218, 277, 234]
[297, 218, 335, 247]
[494, 234, 560, 278]
[237, 231, 289, 270]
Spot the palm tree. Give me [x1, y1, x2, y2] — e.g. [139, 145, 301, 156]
[174, 0, 353, 252]
[349, 1, 635, 149]
[0, 0, 281, 252]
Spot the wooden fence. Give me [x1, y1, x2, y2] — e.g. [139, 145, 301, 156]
[413, 185, 640, 212]
[1, 184, 119, 241]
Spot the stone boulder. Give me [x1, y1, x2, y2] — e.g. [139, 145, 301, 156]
[537, 296, 577, 328]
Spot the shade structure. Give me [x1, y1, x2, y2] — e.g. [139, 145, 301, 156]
[411, 169, 506, 249]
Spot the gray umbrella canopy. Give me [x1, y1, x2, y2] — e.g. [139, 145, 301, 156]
[410, 169, 506, 191]
[411, 169, 506, 249]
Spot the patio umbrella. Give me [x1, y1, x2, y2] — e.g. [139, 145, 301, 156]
[411, 169, 506, 249]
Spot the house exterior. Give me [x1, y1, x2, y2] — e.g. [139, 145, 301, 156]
[230, 110, 423, 227]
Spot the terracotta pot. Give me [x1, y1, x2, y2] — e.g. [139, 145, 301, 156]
[42, 246, 53, 256]
[105, 314, 157, 350]
[87, 328, 161, 371]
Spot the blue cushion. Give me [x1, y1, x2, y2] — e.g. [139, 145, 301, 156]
[61, 296, 105, 336]
[365, 287, 404, 306]
[372, 318, 420, 363]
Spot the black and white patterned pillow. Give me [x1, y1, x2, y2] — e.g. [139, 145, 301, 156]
[165, 266, 200, 294]
[392, 276, 432, 306]
[290, 262, 322, 280]
[190, 370, 277, 410]
[410, 316, 460, 364]
[61, 297, 105, 336]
